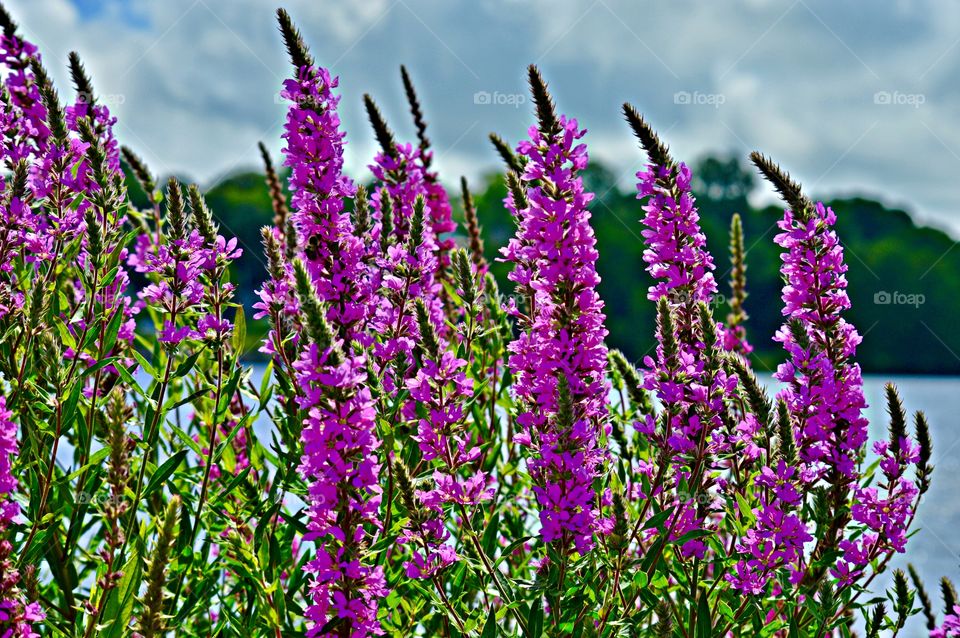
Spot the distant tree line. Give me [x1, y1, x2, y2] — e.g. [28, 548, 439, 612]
[124, 154, 960, 374]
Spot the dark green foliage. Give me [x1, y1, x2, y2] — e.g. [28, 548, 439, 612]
[400, 65, 430, 160]
[122, 151, 960, 373]
[885, 383, 908, 449]
[488, 132, 523, 173]
[67, 51, 94, 104]
[915, 411, 933, 493]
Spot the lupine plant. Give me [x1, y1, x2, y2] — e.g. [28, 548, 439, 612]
[0, 4, 943, 637]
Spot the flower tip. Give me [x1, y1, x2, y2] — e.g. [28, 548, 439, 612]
[527, 64, 559, 137]
[276, 7, 313, 72]
[622, 102, 671, 169]
[68, 50, 95, 104]
[489, 132, 523, 174]
[0, 2, 17, 38]
[363, 93, 397, 158]
[748, 151, 810, 217]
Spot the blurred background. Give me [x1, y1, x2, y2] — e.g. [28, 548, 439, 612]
[11, 1, 960, 634]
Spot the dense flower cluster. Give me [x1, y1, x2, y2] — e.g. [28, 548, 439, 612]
[933, 607, 960, 638]
[418, 148, 456, 273]
[253, 227, 299, 360]
[367, 209, 439, 391]
[130, 192, 241, 347]
[633, 158, 739, 558]
[725, 458, 811, 593]
[365, 132, 482, 580]
[502, 114, 609, 553]
[636, 162, 717, 313]
[281, 65, 371, 342]
[0, 32, 48, 161]
[400, 324, 492, 579]
[367, 143, 447, 355]
[0, 5, 943, 635]
[0, 397, 42, 637]
[725, 202, 924, 596]
[835, 434, 919, 585]
[773, 202, 869, 479]
[295, 341, 386, 637]
[265, 55, 388, 636]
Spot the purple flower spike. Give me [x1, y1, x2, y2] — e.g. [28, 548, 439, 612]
[502, 94, 609, 553]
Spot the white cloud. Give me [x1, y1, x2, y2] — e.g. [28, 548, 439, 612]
[7, 0, 960, 235]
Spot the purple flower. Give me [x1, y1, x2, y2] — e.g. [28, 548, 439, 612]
[933, 606, 960, 638]
[0, 397, 43, 636]
[280, 65, 372, 343]
[157, 320, 199, 345]
[755, 460, 801, 507]
[273, 60, 387, 637]
[367, 142, 447, 354]
[295, 343, 386, 637]
[501, 114, 609, 553]
[417, 145, 457, 275]
[636, 161, 717, 310]
[772, 202, 868, 478]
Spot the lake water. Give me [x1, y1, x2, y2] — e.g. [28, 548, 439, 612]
[853, 375, 959, 636]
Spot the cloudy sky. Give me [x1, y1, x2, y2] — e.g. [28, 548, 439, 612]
[11, 0, 960, 234]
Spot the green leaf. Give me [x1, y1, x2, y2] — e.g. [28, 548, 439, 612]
[161, 385, 211, 413]
[671, 528, 713, 547]
[481, 609, 498, 638]
[100, 546, 142, 638]
[232, 304, 246, 354]
[642, 506, 675, 532]
[735, 492, 755, 527]
[101, 306, 125, 355]
[79, 356, 121, 379]
[482, 511, 500, 557]
[696, 590, 712, 638]
[64, 448, 111, 481]
[212, 414, 251, 466]
[143, 450, 188, 498]
[527, 596, 543, 638]
[494, 536, 533, 568]
[170, 423, 204, 456]
[131, 349, 157, 380]
[173, 351, 202, 379]
[60, 380, 84, 430]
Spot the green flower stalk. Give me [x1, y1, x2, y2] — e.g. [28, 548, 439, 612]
[137, 496, 180, 638]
